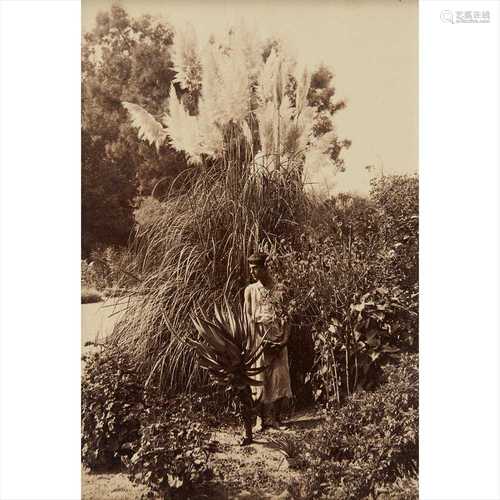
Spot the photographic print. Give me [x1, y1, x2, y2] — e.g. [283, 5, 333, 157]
[81, 1, 418, 498]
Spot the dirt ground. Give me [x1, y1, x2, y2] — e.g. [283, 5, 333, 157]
[82, 469, 149, 500]
[82, 411, 323, 500]
[81, 298, 129, 347]
[81, 299, 322, 499]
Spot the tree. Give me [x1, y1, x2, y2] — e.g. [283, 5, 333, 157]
[308, 65, 351, 172]
[261, 39, 351, 173]
[82, 127, 136, 256]
[82, 4, 187, 256]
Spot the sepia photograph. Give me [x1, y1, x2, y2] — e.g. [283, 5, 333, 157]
[3, 0, 500, 499]
[81, 1, 418, 498]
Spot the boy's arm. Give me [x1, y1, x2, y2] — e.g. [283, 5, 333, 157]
[276, 282, 290, 345]
[244, 286, 252, 320]
[279, 319, 291, 346]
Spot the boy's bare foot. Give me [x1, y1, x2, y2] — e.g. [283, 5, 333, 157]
[240, 436, 253, 446]
[252, 422, 266, 433]
[268, 420, 288, 431]
[252, 416, 266, 433]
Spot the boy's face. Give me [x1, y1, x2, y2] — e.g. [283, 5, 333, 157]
[249, 263, 266, 281]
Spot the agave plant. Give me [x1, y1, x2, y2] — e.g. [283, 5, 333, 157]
[189, 299, 266, 445]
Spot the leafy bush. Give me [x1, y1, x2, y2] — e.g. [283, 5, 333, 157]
[268, 249, 416, 403]
[266, 228, 384, 403]
[81, 343, 145, 470]
[296, 354, 418, 499]
[82, 246, 131, 291]
[265, 176, 418, 405]
[123, 393, 214, 499]
[375, 474, 419, 499]
[312, 285, 417, 405]
[90, 246, 138, 289]
[81, 286, 103, 304]
[82, 343, 215, 496]
[81, 259, 103, 290]
[370, 174, 419, 290]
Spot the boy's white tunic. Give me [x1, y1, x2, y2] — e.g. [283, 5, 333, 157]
[244, 281, 292, 404]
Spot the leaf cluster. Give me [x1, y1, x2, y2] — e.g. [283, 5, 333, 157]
[81, 344, 145, 470]
[82, 344, 215, 496]
[123, 393, 214, 499]
[296, 354, 418, 500]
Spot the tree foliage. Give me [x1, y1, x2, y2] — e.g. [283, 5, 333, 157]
[82, 4, 187, 256]
[82, 9, 351, 255]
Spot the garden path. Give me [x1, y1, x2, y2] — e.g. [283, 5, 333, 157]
[82, 411, 323, 499]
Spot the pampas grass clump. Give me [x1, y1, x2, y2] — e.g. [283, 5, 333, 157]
[113, 25, 338, 393]
[112, 157, 307, 392]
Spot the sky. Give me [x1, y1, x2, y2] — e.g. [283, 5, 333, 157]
[83, 0, 418, 195]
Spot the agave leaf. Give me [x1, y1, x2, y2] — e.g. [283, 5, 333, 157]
[208, 372, 230, 384]
[190, 323, 241, 371]
[190, 299, 269, 390]
[210, 314, 241, 351]
[232, 305, 249, 349]
[201, 316, 241, 361]
[196, 341, 238, 372]
[198, 359, 225, 374]
[245, 365, 267, 375]
[242, 340, 266, 367]
[213, 303, 231, 337]
[237, 374, 264, 387]
[195, 348, 223, 370]
[190, 338, 227, 369]
[223, 299, 238, 339]
[206, 307, 235, 343]
[187, 336, 217, 359]
[193, 317, 230, 354]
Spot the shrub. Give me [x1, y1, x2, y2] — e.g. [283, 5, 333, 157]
[296, 354, 418, 499]
[123, 393, 214, 499]
[268, 248, 416, 404]
[370, 174, 419, 290]
[375, 474, 419, 499]
[81, 259, 102, 290]
[265, 177, 418, 405]
[81, 287, 103, 304]
[311, 285, 417, 404]
[82, 342, 216, 494]
[266, 229, 385, 404]
[81, 343, 145, 471]
[89, 246, 138, 290]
